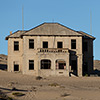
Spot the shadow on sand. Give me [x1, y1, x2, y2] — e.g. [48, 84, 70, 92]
[91, 69, 100, 76]
[0, 87, 28, 92]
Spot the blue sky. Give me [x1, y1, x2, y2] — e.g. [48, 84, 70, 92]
[0, 0, 100, 60]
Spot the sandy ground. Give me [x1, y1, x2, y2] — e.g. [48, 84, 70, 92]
[0, 70, 100, 100]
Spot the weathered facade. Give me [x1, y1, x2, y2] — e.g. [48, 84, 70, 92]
[5, 23, 95, 77]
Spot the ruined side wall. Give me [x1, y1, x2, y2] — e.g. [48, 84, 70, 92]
[83, 38, 93, 74]
[7, 38, 23, 72]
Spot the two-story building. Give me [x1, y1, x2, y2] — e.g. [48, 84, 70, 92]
[5, 23, 95, 77]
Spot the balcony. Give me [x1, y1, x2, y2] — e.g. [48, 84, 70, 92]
[37, 48, 69, 53]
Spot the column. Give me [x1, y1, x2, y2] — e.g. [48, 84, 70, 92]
[66, 52, 70, 76]
[77, 54, 83, 77]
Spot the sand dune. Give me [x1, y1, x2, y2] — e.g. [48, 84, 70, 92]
[0, 70, 100, 100]
[0, 54, 100, 100]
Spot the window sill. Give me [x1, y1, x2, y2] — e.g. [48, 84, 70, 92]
[29, 69, 34, 70]
[56, 69, 66, 70]
[29, 48, 34, 50]
[14, 50, 20, 52]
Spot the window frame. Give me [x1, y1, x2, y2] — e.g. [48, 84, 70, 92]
[56, 60, 66, 70]
[57, 42, 63, 48]
[29, 60, 34, 70]
[14, 41, 19, 51]
[41, 59, 51, 69]
[43, 41, 48, 48]
[71, 39, 76, 49]
[29, 39, 34, 49]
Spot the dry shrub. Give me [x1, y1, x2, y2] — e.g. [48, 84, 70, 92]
[36, 76, 42, 80]
[48, 83, 59, 87]
[61, 93, 70, 97]
[12, 92, 25, 97]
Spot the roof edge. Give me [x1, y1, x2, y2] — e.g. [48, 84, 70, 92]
[77, 31, 96, 40]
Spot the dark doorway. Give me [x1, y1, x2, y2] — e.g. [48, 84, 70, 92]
[14, 64, 19, 71]
[71, 60, 77, 70]
[83, 62, 88, 75]
[71, 60, 77, 75]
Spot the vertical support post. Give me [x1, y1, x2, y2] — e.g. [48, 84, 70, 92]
[37, 36, 40, 76]
[77, 54, 83, 77]
[66, 52, 70, 76]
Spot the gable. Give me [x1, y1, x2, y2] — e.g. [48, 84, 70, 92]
[22, 23, 82, 36]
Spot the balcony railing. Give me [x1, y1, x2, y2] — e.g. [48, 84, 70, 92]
[37, 48, 69, 53]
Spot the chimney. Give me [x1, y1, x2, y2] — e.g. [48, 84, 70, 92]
[10, 31, 12, 35]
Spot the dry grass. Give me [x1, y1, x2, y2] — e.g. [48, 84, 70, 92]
[12, 92, 25, 97]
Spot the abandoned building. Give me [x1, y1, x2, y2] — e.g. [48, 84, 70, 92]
[5, 22, 95, 77]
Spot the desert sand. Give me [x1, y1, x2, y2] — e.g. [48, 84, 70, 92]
[0, 70, 100, 100]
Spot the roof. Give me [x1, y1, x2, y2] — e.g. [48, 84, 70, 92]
[77, 31, 95, 40]
[5, 22, 95, 40]
[5, 30, 27, 40]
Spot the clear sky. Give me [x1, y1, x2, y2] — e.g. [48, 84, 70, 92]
[0, 0, 100, 60]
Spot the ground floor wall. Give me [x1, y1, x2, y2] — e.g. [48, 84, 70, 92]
[8, 53, 85, 77]
[22, 52, 70, 76]
[7, 55, 23, 72]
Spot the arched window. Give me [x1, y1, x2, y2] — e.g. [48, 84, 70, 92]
[41, 59, 51, 69]
[56, 59, 66, 69]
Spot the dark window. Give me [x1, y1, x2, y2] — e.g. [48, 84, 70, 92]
[41, 60, 51, 69]
[14, 64, 19, 71]
[59, 63, 66, 69]
[29, 39, 34, 49]
[71, 60, 77, 70]
[71, 40, 76, 49]
[14, 41, 19, 51]
[83, 42, 88, 52]
[43, 42, 48, 48]
[56, 60, 66, 69]
[29, 60, 34, 70]
[57, 42, 63, 48]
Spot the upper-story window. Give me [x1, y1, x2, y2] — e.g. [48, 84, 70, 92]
[83, 42, 88, 52]
[71, 39, 76, 49]
[43, 41, 48, 48]
[29, 39, 34, 49]
[57, 42, 63, 48]
[14, 41, 19, 51]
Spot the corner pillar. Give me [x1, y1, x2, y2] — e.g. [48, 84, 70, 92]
[77, 54, 83, 77]
[66, 52, 70, 76]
